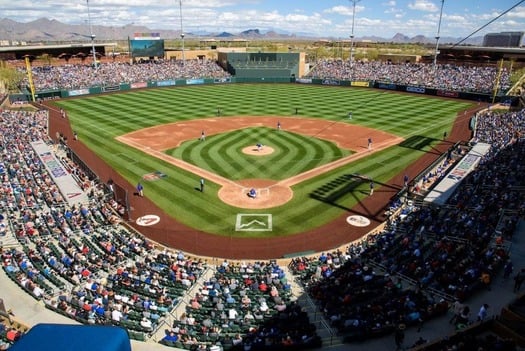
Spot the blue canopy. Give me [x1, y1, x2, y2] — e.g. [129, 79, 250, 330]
[10, 324, 131, 351]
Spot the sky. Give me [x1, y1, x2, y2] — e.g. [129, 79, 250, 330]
[1, 0, 525, 39]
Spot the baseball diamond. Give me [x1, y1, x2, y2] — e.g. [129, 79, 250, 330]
[50, 83, 475, 259]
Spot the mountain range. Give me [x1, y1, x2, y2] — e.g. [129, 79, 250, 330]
[0, 18, 482, 45]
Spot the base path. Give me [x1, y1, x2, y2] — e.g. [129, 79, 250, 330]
[51, 102, 483, 259]
[118, 116, 403, 208]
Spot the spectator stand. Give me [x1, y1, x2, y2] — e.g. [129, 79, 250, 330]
[404, 141, 469, 201]
[306, 60, 512, 95]
[0, 307, 29, 350]
[0, 64, 524, 350]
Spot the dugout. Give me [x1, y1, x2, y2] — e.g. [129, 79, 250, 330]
[9, 324, 132, 351]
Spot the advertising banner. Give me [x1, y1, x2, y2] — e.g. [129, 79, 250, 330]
[214, 77, 231, 83]
[131, 82, 148, 89]
[406, 86, 426, 94]
[296, 78, 313, 84]
[157, 80, 176, 87]
[186, 79, 205, 85]
[377, 83, 397, 90]
[102, 85, 120, 92]
[437, 90, 459, 98]
[351, 81, 370, 87]
[322, 79, 340, 86]
[68, 89, 90, 96]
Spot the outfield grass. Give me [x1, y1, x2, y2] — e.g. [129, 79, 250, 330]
[54, 84, 473, 237]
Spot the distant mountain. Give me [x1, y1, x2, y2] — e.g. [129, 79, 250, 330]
[392, 33, 411, 43]
[216, 32, 234, 38]
[0, 17, 483, 45]
[239, 29, 262, 38]
[374, 32, 481, 45]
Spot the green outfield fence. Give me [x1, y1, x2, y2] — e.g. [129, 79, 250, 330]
[11, 74, 513, 104]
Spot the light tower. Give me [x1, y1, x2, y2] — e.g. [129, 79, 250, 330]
[349, 0, 361, 81]
[179, 0, 185, 65]
[86, 0, 98, 69]
[349, 0, 361, 63]
[433, 0, 445, 68]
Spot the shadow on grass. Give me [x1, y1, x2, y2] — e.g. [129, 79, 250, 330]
[399, 135, 442, 155]
[310, 174, 401, 219]
[310, 173, 367, 205]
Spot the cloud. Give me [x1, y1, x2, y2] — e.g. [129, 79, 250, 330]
[506, 6, 525, 19]
[408, 0, 439, 12]
[324, 4, 364, 16]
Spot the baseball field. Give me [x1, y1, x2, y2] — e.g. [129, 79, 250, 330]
[53, 83, 473, 239]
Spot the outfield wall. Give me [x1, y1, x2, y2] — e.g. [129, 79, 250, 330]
[17, 75, 511, 105]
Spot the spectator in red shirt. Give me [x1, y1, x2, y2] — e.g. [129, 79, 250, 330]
[258, 281, 268, 292]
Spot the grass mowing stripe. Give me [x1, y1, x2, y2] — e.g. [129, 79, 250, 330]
[207, 129, 253, 178]
[54, 84, 473, 237]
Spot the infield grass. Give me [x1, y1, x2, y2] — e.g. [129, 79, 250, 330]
[54, 84, 473, 237]
[169, 127, 352, 180]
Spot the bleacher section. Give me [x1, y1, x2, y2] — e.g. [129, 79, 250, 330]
[0, 71, 524, 351]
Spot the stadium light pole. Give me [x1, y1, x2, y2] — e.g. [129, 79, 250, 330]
[433, 0, 445, 68]
[86, 0, 98, 70]
[349, 0, 361, 63]
[349, 0, 361, 80]
[179, 0, 185, 66]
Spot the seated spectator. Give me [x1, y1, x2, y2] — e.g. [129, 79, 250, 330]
[140, 317, 153, 331]
[162, 329, 179, 343]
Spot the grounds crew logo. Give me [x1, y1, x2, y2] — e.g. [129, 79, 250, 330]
[236, 214, 273, 231]
[136, 215, 160, 226]
[346, 215, 371, 227]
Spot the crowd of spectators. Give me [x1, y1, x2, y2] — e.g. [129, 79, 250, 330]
[19, 59, 232, 91]
[0, 94, 524, 350]
[307, 60, 511, 94]
[12, 57, 511, 96]
[0, 107, 322, 350]
[160, 260, 321, 350]
[289, 107, 524, 345]
[0, 109, 69, 211]
[0, 307, 25, 350]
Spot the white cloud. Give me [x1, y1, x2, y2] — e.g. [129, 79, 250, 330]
[385, 7, 405, 16]
[324, 4, 364, 16]
[506, 6, 525, 19]
[0, 0, 523, 39]
[408, 0, 438, 12]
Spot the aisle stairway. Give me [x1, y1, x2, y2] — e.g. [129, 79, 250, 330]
[285, 267, 345, 348]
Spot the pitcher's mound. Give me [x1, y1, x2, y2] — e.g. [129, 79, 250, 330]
[219, 179, 292, 209]
[242, 145, 274, 156]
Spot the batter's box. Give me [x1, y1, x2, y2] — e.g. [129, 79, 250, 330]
[236, 214, 273, 231]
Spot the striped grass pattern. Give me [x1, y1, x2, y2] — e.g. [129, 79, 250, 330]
[169, 127, 351, 180]
[54, 84, 473, 237]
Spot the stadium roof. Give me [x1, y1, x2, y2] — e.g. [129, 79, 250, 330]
[0, 42, 117, 60]
[439, 45, 525, 54]
[0, 42, 116, 53]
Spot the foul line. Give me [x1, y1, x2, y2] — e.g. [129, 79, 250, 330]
[118, 134, 403, 192]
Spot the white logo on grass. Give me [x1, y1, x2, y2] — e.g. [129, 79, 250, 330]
[236, 214, 272, 231]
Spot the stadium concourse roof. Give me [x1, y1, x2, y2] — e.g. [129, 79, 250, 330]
[0, 42, 117, 60]
[438, 45, 525, 63]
